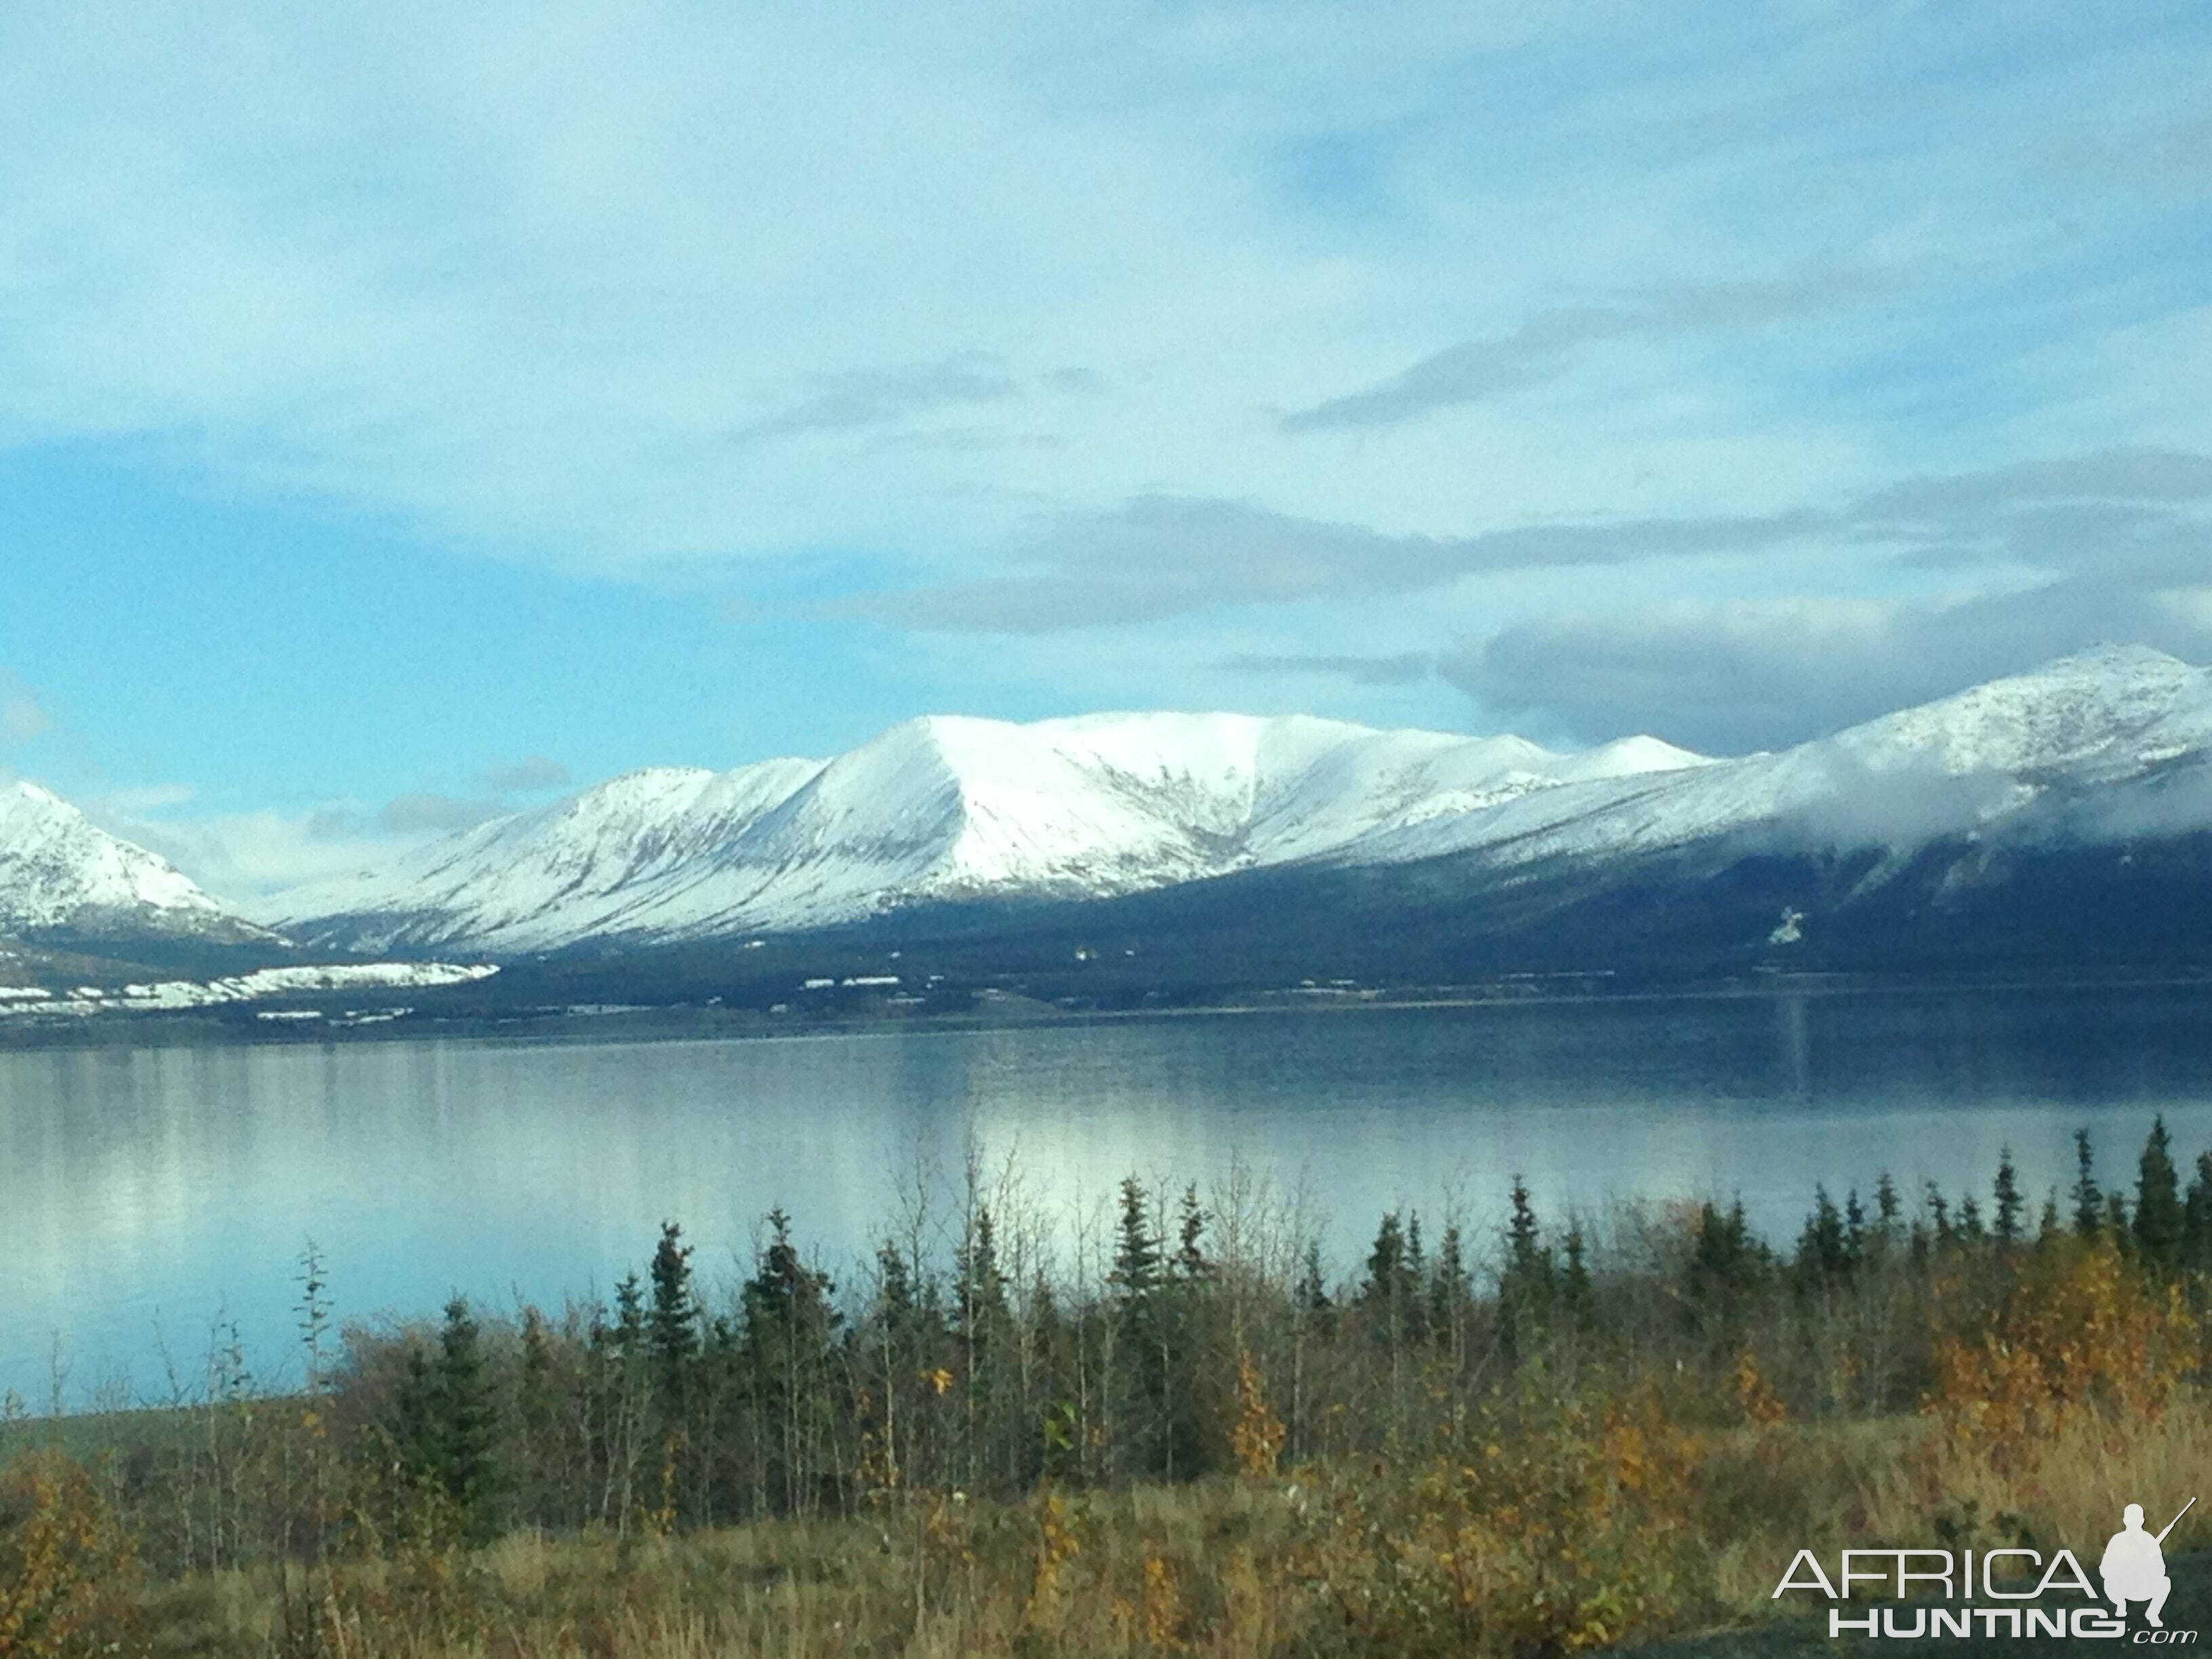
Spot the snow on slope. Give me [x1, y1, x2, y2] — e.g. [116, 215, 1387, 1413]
[266, 647, 2212, 956]
[1357, 645, 2212, 872]
[0, 779, 274, 940]
[268, 713, 1708, 951]
[0, 962, 498, 1020]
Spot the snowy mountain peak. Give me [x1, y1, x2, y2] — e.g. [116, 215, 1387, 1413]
[0, 779, 274, 941]
[1830, 645, 2206, 776]
[267, 709, 1710, 952]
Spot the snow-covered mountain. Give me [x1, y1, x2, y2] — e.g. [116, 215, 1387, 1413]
[264, 647, 2212, 959]
[1350, 644, 2212, 874]
[265, 712, 1708, 953]
[0, 779, 276, 944]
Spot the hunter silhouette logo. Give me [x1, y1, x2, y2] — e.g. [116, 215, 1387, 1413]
[1773, 1495, 2199, 1641]
[2104, 1499, 2193, 1630]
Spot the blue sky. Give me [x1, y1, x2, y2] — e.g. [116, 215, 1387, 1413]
[4, 1, 2212, 894]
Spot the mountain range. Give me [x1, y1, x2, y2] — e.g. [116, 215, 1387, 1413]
[7, 645, 2212, 1002]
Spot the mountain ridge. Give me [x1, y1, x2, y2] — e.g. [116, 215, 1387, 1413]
[259, 709, 1711, 953]
[9, 646, 2212, 975]
[264, 645, 2212, 958]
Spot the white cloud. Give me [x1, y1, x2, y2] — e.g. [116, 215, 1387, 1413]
[0, 676, 49, 747]
[5, 1, 2212, 804]
[79, 801, 422, 902]
[5, 1, 2195, 586]
[479, 754, 571, 794]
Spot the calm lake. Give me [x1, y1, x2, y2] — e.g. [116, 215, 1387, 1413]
[7, 987, 2212, 1409]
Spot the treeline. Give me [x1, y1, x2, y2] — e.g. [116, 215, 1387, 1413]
[77, 1119, 2212, 1555]
[8, 1122, 2212, 1654]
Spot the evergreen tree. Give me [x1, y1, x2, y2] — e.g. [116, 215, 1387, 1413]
[1108, 1177, 1170, 1478]
[1498, 1178, 1553, 1356]
[1296, 1241, 1333, 1337]
[517, 1306, 558, 1526]
[2072, 1129, 2102, 1237]
[1427, 1223, 1473, 1350]
[1992, 1148, 2024, 1246]
[393, 1343, 441, 1488]
[1874, 1172, 1901, 1236]
[1111, 1177, 1161, 1300]
[1358, 1210, 1432, 1350]
[649, 1221, 700, 1413]
[2184, 1151, 2212, 1271]
[2106, 1189, 2133, 1248]
[955, 1208, 1011, 1339]
[435, 1296, 499, 1542]
[1795, 1185, 1849, 1286]
[1360, 1210, 1401, 1305]
[2133, 1115, 2184, 1274]
[1172, 1185, 1208, 1280]
[1689, 1199, 1761, 1316]
[741, 1208, 842, 1515]
[1957, 1194, 1986, 1242]
[1925, 1184, 1953, 1248]
[612, 1271, 648, 1358]
[1560, 1223, 1596, 1328]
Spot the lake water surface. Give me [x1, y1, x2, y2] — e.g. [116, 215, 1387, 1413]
[8, 987, 2212, 1408]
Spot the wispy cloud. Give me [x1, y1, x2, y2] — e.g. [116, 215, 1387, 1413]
[737, 354, 1024, 443]
[377, 792, 506, 836]
[849, 495, 1825, 632]
[478, 754, 571, 794]
[850, 447, 2212, 638]
[1281, 273, 1877, 432]
[1218, 651, 1434, 686]
[0, 674, 49, 747]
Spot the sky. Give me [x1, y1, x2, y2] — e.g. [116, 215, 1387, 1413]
[3, 1, 2212, 897]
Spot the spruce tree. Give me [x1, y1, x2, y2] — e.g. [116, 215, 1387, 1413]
[1796, 1185, 1849, 1285]
[1297, 1241, 1332, 1336]
[1992, 1148, 2024, 1246]
[1358, 1213, 1420, 1328]
[1925, 1184, 1953, 1248]
[1957, 1194, 1986, 1242]
[741, 1208, 841, 1516]
[2133, 1115, 2184, 1274]
[612, 1271, 648, 1358]
[1498, 1177, 1553, 1355]
[1108, 1177, 1168, 1478]
[2106, 1189, 2133, 1248]
[1874, 1172, 1901, 1236]
[953, 1206, 1013, 1490]
[1427, 1223, 1473, 1349]
[1689, 1199, 1759, 1313]
[1172, 1185, 1208, 1281]
[518, 1307, 557, 1526]
[955, 1208, 1010, 1335]
[1560, 1224, 1595, 1328]
[2185, 1151, 2212, 1271]
[436, 1295, 499, 1542]
[1111, 1177, 1161, 1300]
[649, 1221, 700, 1414]
[2072, 1129, 2102, 1237]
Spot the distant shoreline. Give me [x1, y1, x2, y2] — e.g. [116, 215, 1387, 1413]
[6, 962, 2212, 1055]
